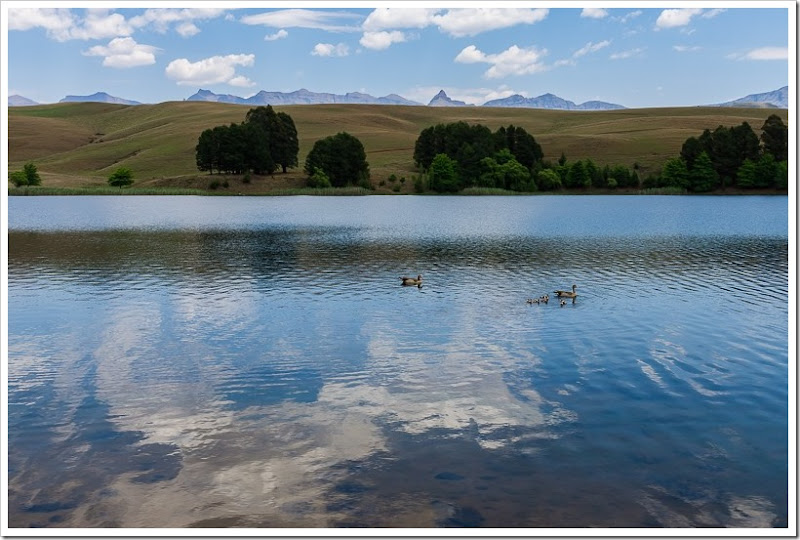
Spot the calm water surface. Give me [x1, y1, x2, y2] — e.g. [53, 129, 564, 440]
[7, 195, 789, 528]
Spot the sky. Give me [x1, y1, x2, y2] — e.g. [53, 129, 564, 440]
[2, 1, 795, 108]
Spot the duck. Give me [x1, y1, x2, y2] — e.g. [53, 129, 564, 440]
[526, 298, 540, 304]
[554, 284, 578, 298]
[400, 274, 423, 287]
[560, 299, 567, 307]
[540, 294, 549, 304]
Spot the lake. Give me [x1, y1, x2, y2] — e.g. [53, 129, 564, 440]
[6, 195, 790, 529]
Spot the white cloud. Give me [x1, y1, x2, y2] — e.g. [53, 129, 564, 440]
[9, 7, 133, 41]
[731, 47, 788, 61]
[359, 31, 406, 50]
[702, 8, 726, 19]
[455, 44, 548, 79]
[362, 8, 438, 31]
[165, 54, 255, 86]
[311, 43, 349, 57]
[573, 40, 611, 58]
[673, 45, 701, 52]
[264, 29, 288, 41]
[656, 8, 725, 29]
[618, 10, 642, 23]
[610, 47, 645, 60]
[432, 8, 548, 37]
[241, 9, 361, 32]
[360, 7, 547, 44]
[228, 75, 256, 87]
[581, 8, 608, 19]
[128, 8, 224, 34]
[82, 37, 158, 68]
[175, 22, 199, 37]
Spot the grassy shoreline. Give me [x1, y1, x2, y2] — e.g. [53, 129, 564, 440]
[8, 185, 787, 197]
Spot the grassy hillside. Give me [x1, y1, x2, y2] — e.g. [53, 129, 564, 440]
[8, 101, 788, 193]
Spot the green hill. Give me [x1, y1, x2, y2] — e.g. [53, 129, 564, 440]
[8, 101, 788, 193]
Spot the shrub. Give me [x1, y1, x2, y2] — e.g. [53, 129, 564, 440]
[9, 170, 27, 187]
[23, 163, 42, 186]
[108, 167, 134, 188]
[308, 166, 332, 188]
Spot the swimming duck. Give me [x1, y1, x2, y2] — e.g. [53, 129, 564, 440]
[527, 298, 540, 304]
[540, 294, 549, 304]
[554, 284, 578, 298]
[400, 274, 423, 287]
[560, 299, 567, 307]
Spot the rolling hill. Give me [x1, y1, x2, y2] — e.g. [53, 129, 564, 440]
[7, 100, 788, 192]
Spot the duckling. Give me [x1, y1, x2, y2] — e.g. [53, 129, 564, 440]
[554, 284, 578, 298]
[540, 294, 549, 304]
[400, 274, 423, 287]
[526, 298, 540, 304]
[560, 299, 567, 307]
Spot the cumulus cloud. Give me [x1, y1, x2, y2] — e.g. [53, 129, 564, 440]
[129, 8, 225, 34]
[455, 44, 548, 79]
[362, 8, 437, 31]
[610, 47, 645, 60]
[9, 7, 133, 41]
[241, 9, 361, 32]
[730, 47, 788, 61]
[264, 29, 288, 41]
[359, 31, 406, 50]
[311, 43, 349, 57]
[165, 54, 255, 86]
[433, 8, 549, 37]
[581, 8, 608, 19]
[573, 40, 611, 58]
[655, 8, 725, 29]
[175, 22, 199, 37]
[82, 37, 159, 68]
[359, 7, 548, 48]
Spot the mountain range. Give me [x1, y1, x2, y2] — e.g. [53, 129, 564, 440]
[8, 87, 790, 110]
[483, 92, 625, 110]
[187, 88, 420, 106]
[711, 85, 788, 109]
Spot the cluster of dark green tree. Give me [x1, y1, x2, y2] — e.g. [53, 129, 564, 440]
[413, 123, 543, 192]
[8, 162, 42, 187]
[655, 114, 788, 192]
[413, 122, 641, 192]
[195, 106, 299, 175]
[304, 132, 370, 188]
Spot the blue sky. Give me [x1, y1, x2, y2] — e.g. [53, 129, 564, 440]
[3, 2, 794, 108]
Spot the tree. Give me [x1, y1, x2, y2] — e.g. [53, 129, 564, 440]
[9, 170, 27, 187]
[108, 167, 134, 188]
[565, 160, 590, 189]
[22, 162, 41, 186]
[536, 168, 562, 191]
[689, 151, 718, 192]
[680, 136, 703, 170]
[775, 160, 788, 189]
[760, 114, 788, 161]
[427, 153, 459, 192]
[753, 152, 778, 188]
[304, 132, 369, 187]
[660, 157, 689, 189]
[275, 112, 299, 173]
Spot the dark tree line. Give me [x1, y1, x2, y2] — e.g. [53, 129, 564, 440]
[413, 122, 544, 191]
[195, 105, 298, 175]
[656, 114, 788, 192]
[413, 121, 643, 192]
[304, 132, 370, 188]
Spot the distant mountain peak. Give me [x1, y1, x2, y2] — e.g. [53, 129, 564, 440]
[59, 91, 141, 105]
[428, 89, 470, 107]
[186, 88, 421, 106]
[9, 94, 38, 107]
[713, 86, 788, 109]
[482, 92, 624, 110]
